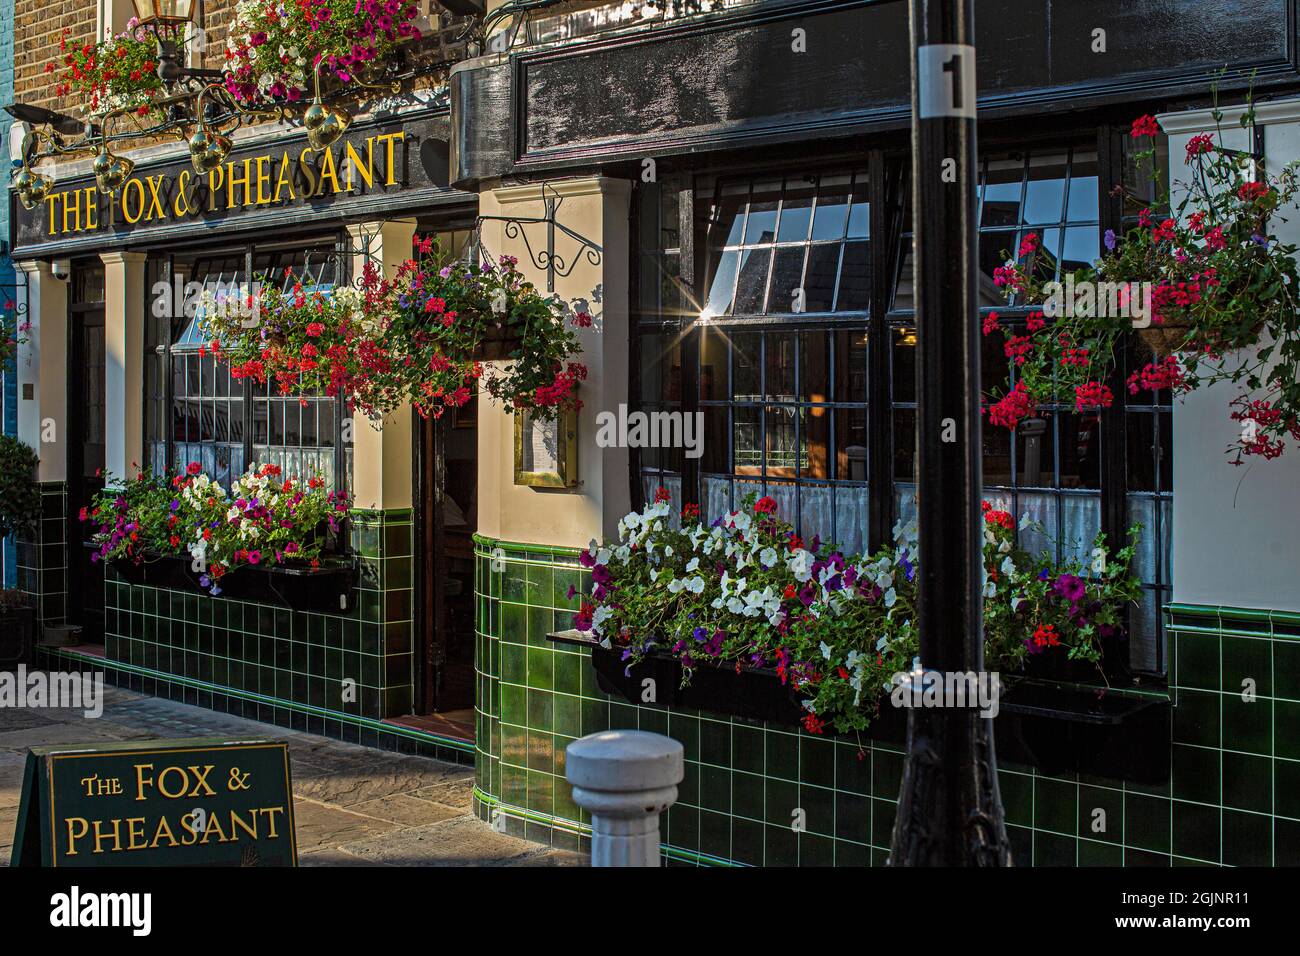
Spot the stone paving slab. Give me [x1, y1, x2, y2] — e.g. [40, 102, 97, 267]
[0, 678, 585, 867]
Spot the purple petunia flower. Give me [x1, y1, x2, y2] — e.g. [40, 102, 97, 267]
[1054, 573, 1086, 603]
[1104, 229, 1117, 251]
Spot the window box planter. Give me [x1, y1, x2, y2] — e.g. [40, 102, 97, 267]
[549, 629, 808, 726]
[88, 544, 357, 614]
[0, 605, 37, 667]
[995, 681, 1170, 785]
[548, 630, 1170, 784]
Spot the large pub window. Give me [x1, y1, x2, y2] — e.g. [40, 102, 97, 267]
[633, 130, 1172, 682]
[144, 235, 351, 492]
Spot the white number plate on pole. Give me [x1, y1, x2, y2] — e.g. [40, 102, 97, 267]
[918, 44, 977, 118]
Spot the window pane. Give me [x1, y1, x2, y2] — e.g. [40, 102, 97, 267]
[812, 175, 851, 241]
[1023, 153, 1068, 225]
[981, 157, 1023, 227]
[744, 180, 781, 244]
[777, 178, 815, 243]
[847, 175, 870, 239]
[705, 249, 739, 317]
[733, 248, 770, 313]
[768, 247, 806, 314]
[731, 331, 761, 400]
[803, 244, 840, 312]
[765, 331, 796, 401]
[837, 241, 871, 312]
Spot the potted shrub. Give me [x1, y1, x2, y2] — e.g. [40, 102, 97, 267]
[0, 588, 36, 667]
[0, 435, 40, 545]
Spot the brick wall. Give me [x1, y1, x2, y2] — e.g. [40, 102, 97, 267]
[14, 0, 96, 117]
[198, 0, 232, 72]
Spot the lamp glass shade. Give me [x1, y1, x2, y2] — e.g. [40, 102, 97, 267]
[131, 0, 196, 26]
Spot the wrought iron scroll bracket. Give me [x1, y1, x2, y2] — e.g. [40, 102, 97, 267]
[469, 183, 603, 293]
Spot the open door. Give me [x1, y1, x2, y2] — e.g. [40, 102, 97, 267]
[413, 398, 477, 736]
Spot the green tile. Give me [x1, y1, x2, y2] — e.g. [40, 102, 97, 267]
[1079, 837, 1123, 866]
[1171, 800, 1219, 863]
[1172, 688, 1220, 747]
[1222, 751, 1271, 813]
[999, 770, 1033, 827]
[1034, 776, 1079, 836]
[1171, 744, 1220, 805]
[1224, 693, 1273, 756]
[1222, 809, 1272, 866]
[765, 731, 799, 781]
[1276, 758, 1300, 819]
[1078, 784, 1123, 843]
[526, 646, 553, 690]
[1275, 638, 1300, 701]
[1180, 632, 1216, 691]
[1222, 636, 1272, 699]
[1124, 793, 1171, 853]
[526, 604, 554, 647]
[1277, 700, 1300, 760]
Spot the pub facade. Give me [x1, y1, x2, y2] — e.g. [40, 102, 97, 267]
[8, 0, 1300, 866]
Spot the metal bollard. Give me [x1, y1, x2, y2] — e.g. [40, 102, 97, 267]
[566, 730, 683, 867]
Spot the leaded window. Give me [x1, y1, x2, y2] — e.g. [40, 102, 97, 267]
[633, 130, 1174, 681]
[145, 236, 350, 492]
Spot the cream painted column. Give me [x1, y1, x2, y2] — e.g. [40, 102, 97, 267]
[16, 261, 68, 483]
[347, 218, 417, 510]
[476, 177, 632, 549]
[1160, 100, 1300, 612]
[100, 251, 148, 481]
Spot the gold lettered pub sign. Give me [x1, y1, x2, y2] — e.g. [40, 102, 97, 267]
[12, 111, 454, 255]
[10, 737, 297, 867]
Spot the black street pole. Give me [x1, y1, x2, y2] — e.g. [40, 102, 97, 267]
[888, 0, 1013, 866]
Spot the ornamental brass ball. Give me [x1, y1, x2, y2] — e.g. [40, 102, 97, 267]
[306, 105, 350, 152]
[94, 151, 134, 194]
[189, 130, 231, 174]
[15, 167, 50, 210]
[303, 102, 329, 132]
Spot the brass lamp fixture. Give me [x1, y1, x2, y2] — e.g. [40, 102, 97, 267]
[7, 0, 463, 199]
[131, 0, 196, 27]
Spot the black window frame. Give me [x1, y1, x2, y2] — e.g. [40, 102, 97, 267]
[630, 124, 1172, 685]
[145, 232, 353, 497]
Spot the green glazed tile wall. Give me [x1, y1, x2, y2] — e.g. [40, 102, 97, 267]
[16, 482, 67, 626]
[472, 538, 1300, 866]
[102, 508, 415, 720]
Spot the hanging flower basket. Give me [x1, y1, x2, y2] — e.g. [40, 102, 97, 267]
[1136, 320, 1194, 359]
[984, 107, 1300, 464]
[53, 23, 169, 120]
[204, 239, 588, 423]
[224, 0, 423, 104]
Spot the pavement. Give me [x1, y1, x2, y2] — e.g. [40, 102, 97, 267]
[0, 680, 585, 867]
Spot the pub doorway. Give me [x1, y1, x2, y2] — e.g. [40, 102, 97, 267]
[412, 402, 477, 739]
[66, 261, 106, 645]
[407, 224, 478, 741]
